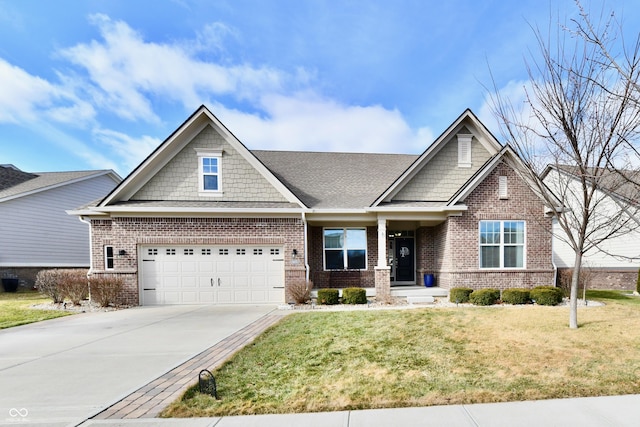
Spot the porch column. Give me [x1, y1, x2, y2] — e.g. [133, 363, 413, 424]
[375, 218, 391, 300]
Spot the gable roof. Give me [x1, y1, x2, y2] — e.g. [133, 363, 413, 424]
[99, 105, 304, 208]
[253, 151, 417, 209]
[0, 167, 121, 203]
[372, 109, 503, 206]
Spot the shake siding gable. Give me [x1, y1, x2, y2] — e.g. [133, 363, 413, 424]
[132, 125, 288, 202]
[393, 134, 492, 201]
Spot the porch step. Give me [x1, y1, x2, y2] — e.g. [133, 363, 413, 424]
[407, 296, 435, 304]
[391, 286, 448, 298]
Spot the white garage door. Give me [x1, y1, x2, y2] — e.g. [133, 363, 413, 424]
[139, 245, 285, 305]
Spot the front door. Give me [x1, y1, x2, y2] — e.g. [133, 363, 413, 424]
[394, 237, 415, 283]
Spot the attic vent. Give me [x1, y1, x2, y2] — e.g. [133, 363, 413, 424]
[457, 134, 472, 168]
[499, 175, 508, 199]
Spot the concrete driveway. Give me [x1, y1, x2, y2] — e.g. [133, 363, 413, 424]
[0, 304, 276, 426]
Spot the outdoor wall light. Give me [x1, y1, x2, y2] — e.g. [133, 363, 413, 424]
[118, 249, 127, 256]
[292, 249, 298, 257]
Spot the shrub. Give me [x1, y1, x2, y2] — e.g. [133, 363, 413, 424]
[342, 287, 367, 304]
[449, 287, 473, 304]
[530, 286, 564, 306]
[57, 269, 89, 305]
[502, 288, 531, 305]
[469, 288, 500, 306]
[35, 269, 67, 303]
[90, 275, 124, 307]
[636, 268, 640, 294]
[288, 279, 312, 304]
[317, 288, 339, 305]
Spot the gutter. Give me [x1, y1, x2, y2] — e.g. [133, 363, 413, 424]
[302, 211, 310, 282]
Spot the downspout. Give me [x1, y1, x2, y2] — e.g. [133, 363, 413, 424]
[79, 216, 94, 307]
[302, 211, 310, 282]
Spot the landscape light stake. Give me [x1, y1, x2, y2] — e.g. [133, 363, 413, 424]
[198, 369, 218, 399]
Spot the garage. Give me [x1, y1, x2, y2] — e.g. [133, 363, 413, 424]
[139, 245, 285, 305]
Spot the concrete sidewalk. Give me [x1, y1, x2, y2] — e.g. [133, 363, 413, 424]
[77, 394, 640, 426]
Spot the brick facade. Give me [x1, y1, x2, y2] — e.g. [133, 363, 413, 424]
[89, 217, 304, 305]
[432, 162, 554, 289]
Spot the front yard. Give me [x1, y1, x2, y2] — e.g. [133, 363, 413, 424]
[163, 290, 640, 417]
[0, 290, 72, 329]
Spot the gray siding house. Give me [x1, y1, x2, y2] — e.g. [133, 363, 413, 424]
[0, 165, 121, 285]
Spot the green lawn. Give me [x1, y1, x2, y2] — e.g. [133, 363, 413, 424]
[163, 290, 640, 417]
[0, 290, 72, 329]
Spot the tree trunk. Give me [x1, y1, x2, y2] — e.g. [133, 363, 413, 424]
[570, 251, 582, 329]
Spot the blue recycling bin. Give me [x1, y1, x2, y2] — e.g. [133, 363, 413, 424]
[424, 274, 435, 287]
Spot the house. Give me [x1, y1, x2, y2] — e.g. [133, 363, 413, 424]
[0, 165, 121, 286]
[70, 105, 555, 306]
[542, 165, 640, 290]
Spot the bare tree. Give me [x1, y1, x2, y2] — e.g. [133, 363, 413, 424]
[488, 1, 640, 329]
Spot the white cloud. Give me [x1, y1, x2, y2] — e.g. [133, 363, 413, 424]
[92, 127, 162, 174]
[0, 59, 93, 125]
[213, 92, 434, 154]
[58, 14, 290, 122]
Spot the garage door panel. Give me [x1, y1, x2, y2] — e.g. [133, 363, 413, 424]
[140, 245, 284, 305]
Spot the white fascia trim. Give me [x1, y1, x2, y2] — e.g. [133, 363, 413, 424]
[366, 206, 468, 213]
[94, 207, 307, 214]
[0, 262, 90, 267]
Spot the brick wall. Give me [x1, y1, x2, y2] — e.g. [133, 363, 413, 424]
[90, 217, 304, 305]
[308, 225, 376, 289]
[558, 267, 638, 291]
[434, 161, 555, 290]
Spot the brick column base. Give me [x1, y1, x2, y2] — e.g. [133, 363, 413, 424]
[374, 266, 391, 301]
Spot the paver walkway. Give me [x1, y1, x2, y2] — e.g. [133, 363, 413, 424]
[92, 313, 285, 420]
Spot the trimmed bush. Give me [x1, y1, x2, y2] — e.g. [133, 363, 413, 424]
[317, 288, 339, 305]
[530, 286, 564, 306]
[469, 288, 500, 306]
[342, 287, 367, 304]
[288, 279, 312, 304]
[58, 269, 89, 305]
[449, 287, 473, 304]
[502, 288, 531, 305]
[636, 268, 640, 294]
[89, 275, 124, 307]
[36, 270, 64, 303]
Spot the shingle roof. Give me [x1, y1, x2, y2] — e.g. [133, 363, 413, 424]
[253, 150, 419, 209]
[554, 165, 640, 206]
[0, 169, 113, 201]
[0, 165, 37, 191]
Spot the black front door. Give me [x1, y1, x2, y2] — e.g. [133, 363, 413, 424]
[394, 237, 415, 282]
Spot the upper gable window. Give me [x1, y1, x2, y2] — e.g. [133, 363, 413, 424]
[196, 149, 223, 196]
[457, 134, 472, 168]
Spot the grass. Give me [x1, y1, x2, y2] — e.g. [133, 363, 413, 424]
[163, 290, 640, 417]
[0, 290, 72, 329]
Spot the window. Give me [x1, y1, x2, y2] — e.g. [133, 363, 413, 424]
[479, 221, 525, 268]
[105, 246, 114, 270]
[324, 228, 367, 270]
[202, 157, 219, 191]
[196, 149, 223, 195]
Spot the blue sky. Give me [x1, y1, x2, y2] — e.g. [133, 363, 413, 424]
[1, 0, 639, 177]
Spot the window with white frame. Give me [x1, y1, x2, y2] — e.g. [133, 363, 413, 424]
[479, 220, 525, 268]
[196, 149, 222, 195]
[323, 228, 367, 270]
[105, 245, 114, 270]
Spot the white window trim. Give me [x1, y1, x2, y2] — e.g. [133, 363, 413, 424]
[457, 134, 472, 168]
[322, 227, 368, 271]
[196, 148, 223, 197]
[479, 220, 526, 269]
[104, 245, 114, 270]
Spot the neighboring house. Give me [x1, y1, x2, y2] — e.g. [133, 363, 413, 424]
[0, 164, 121, 285]
[542, 165, 640, 290]
[71, 106, 555, 306]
